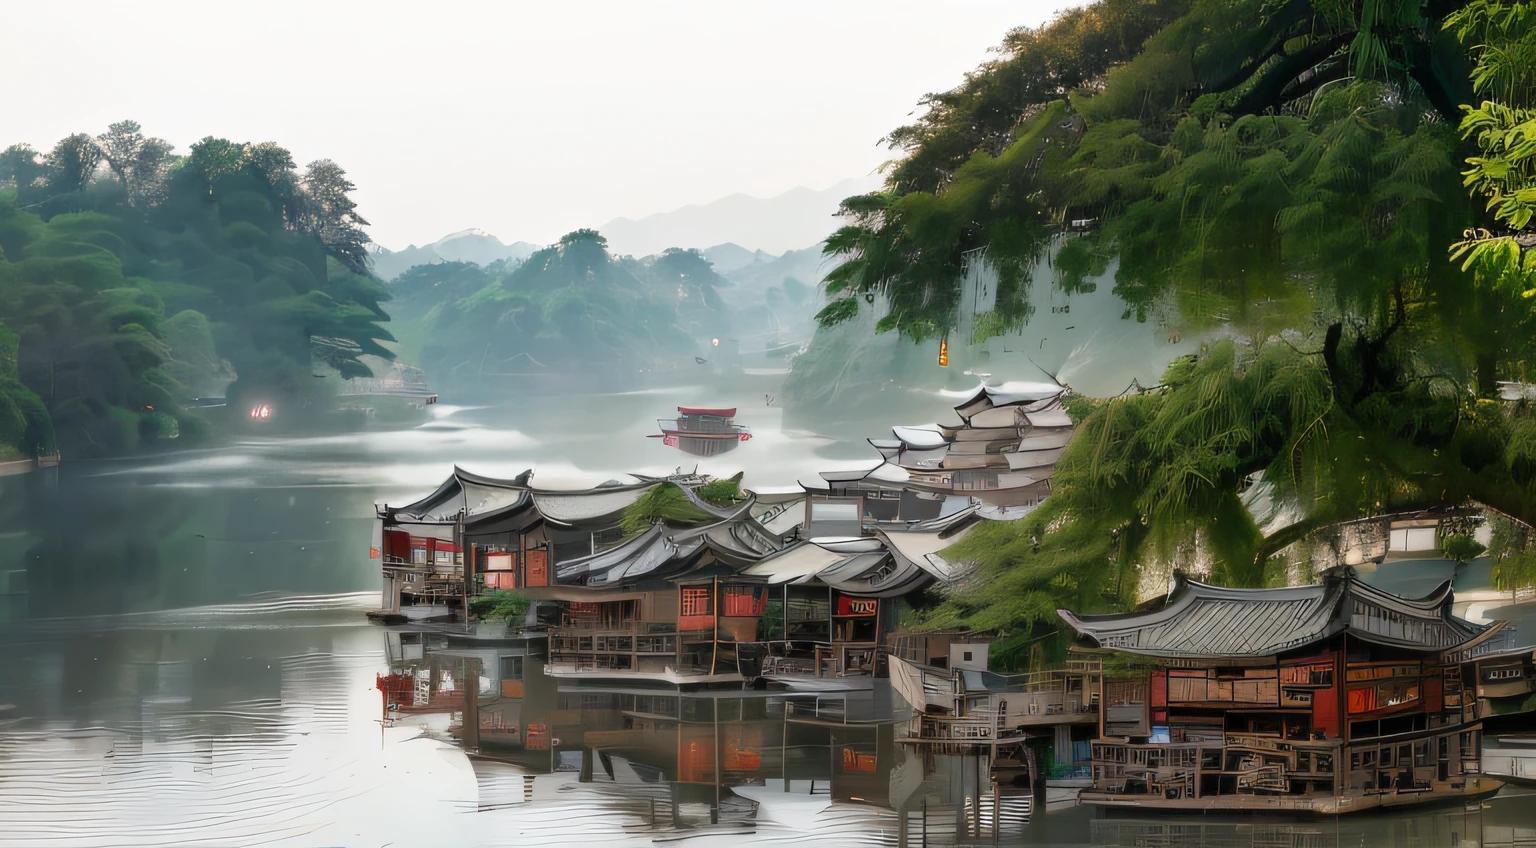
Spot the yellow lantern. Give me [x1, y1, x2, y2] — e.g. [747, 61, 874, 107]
[938, 337, 949, 367]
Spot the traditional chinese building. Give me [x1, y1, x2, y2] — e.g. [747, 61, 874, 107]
[1058, 568, 1507, 813]
[815, 381, 1074, 509]
[375, 466, 996, 688]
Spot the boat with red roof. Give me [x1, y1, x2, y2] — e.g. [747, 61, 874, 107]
[652, 406, 752, 457]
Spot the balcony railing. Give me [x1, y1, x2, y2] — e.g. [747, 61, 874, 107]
[918, 713, 1012, 741]
[550, 622, 679, 659]
[1090, 736, 1342, 776]
[747, 641, 883, 679]
[657, 418, 740, 435]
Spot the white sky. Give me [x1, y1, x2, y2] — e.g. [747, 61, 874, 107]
[10, 0, 1084, 249]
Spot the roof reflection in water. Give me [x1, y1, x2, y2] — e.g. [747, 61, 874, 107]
[0, 601, 1529, 847]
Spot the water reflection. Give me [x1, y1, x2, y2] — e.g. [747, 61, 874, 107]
[0, 392, 1533, 845]
[0, 603, 1532, 846]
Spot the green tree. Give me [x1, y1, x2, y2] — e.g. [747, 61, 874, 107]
[651, 247, 728, 312]
[815, 0, 1536, 651]
[0, 122, 393, 456]
[415, 230, 699, 388]
[1487, 513, 1536, 601]
[1447, 1, 1536, 298]
[0, 145, 47, 205]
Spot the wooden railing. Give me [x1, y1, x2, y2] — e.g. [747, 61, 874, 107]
[746, 641, 884, 679]
[919, 712, 1011, 741]
[550, 623, 678, 655]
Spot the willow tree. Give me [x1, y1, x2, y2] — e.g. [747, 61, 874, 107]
[823, 0, 1536, 653]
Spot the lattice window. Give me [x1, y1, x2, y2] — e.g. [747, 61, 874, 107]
[682, 587, 712, 617]
[723, 585, 765, 617]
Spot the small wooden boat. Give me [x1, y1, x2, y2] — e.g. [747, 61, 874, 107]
[653, 407, 752, 456]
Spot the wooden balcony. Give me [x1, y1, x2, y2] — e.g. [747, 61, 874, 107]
[752, 641, 882, 681]
[550, 622, 679, 659]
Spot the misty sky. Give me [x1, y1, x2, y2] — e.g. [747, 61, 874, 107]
[11, 0, 1084, 249]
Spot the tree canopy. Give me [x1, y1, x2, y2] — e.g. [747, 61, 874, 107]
[401, 231, 726, 390]
[0, 122, 391, 456]
[821, 0, 1536, 655]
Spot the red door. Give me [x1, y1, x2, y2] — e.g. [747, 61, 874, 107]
[525, 549, 548, 587]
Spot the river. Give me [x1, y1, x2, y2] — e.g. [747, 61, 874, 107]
[0, 387, 1532, 847]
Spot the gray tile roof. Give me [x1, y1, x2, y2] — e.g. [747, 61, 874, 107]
[1059, 569, 1493, 658]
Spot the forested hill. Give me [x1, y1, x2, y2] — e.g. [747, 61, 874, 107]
[385, 231, 734, 391]
[817, 0, 1536, 663]
[0, 123, 392, 458]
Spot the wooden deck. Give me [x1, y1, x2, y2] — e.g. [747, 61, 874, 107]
[1080, 775, 1504, 815]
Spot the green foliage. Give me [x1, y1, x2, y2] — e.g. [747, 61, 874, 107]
[756, 599, 784, 641]
[159, 310, 233, 397]
[650, 247, 729, 316]
[1487, 512, 1536, 597]
[824, 0, 1536, 641]
[0, 323, 54, 459]
[880, 0, 1190, 195]
[821, 105, 1073, 339]
[1441, 530, 1488, 563]
[1446, 1, 1536, 299]
[0, 122, 391, 456]
[470, 590, 532, 626]
[619, 483, 719, 535]
[695, 474, 745, 507]
[782, 296, 938, 409]
[411, 232, 712, 388]
[1100, 651, 1159, 680]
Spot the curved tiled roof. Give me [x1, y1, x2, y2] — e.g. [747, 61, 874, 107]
[953, 382, 1063, 415]
[1023, 409, 1073, 429]
[530, 487, 652, 525]
[555, 505, 785, 587]
[815, 551, 923, 598]
[891, 425, 950, 450]
[1059, 570, 1492, 658]
[678, 485, 757, 520]
[557, 526, 680, 586]
[743, 542, 847, 583]
[389, 466, 534, 521]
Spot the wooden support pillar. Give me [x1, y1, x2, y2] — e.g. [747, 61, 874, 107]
[462, 657, 480, 753]
[991, 780, 1000, 839]
[1025, 744, 1045, 804]
[457, 510, 469, 628]
[579, 746, 594, 782]
[713, 697, 722, 819]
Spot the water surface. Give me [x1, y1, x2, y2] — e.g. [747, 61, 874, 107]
[0, 388, 1532, 846]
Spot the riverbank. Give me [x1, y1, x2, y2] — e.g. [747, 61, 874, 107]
[0, 452, 59, 478]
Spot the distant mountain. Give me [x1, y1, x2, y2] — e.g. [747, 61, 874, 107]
[370, 229, 540, 280]
[716, 243, 832, 292]
[700, 243, 776, 273]
[599, 176, 880, 257]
